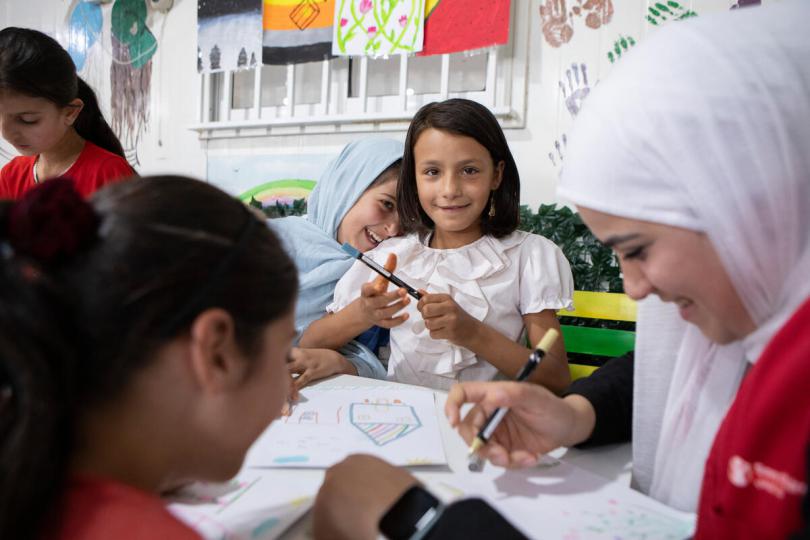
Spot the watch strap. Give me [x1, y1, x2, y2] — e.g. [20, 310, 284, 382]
[379, 485, 444, 540]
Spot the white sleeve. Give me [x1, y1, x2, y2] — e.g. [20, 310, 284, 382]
[326, 258, 376, 313]
[518, 234, 575, 315]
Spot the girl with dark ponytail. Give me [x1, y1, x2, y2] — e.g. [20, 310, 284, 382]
[0, 27, 134, 200]
[0, 176, 298, 539]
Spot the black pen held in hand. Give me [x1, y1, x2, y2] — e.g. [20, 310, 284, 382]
[467, 328, 560, 471]
[341, 242, 423, 300]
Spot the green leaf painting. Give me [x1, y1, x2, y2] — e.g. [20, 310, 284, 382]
[646, 1, 698, 26]
[333, 0, 425, 56]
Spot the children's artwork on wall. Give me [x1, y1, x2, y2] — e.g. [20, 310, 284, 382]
[66, 1, 103, 71]
[419, 0, 510, 57]
[547, 62, 590, 168]
[646, 1, 697, 25]
[109, 0, 159, 167]
[730, 0, 761, 8]
[539, 0, 614, 48]
[207, 152, 331, 202]
[332, 0, 425, 56]
[241, 179, 316, 218]
[198, 0, 262, 73]
[168, 472, 322, 539]
[111, 0, 158, 69]
[607, 34, 636, 63]
[245, 387, 446, 467]
[262, 0, 335, 65]
[110, 35, 152, 167]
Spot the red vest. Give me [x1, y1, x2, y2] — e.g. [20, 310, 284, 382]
[696, 297, 810, 538]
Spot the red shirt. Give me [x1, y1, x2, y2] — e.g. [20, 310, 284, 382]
[696, 296, 810, 539]
[0, 141, 133, 200]
[48, 476, 201, 540]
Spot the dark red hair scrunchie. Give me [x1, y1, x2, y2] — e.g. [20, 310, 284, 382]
[6, 177, 100, 264]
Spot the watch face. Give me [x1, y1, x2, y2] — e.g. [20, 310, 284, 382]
[379, 485, 441, 540]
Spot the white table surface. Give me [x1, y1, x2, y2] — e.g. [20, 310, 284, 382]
[271, 374, 632, 539]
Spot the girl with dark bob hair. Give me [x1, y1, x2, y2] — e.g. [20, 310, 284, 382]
[303, 99, 574, 393]
[0, 176, 297, 539]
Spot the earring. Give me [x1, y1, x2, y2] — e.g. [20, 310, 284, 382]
[488, 194, 496, 218]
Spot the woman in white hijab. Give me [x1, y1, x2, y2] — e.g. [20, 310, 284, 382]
[311, 2, 810, 539]
[445, 0, 810, 531]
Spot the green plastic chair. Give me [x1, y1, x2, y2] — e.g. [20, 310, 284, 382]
[558, 291, 637, 381]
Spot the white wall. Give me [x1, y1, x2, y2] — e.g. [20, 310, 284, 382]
[1, 0, 754, 207]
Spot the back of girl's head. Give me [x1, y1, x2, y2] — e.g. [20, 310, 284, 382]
[0, 176, 297, 539]
[399, 98, 520, 238]
[73, 176, 298, 401]
[0, 27, 126, 158]
[0, 202, 82, 540]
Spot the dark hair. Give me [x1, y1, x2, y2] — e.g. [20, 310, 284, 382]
[0, 27, 126, 159]
[0, 176, 298, 539]
[398, 99, 520, 238]
[0, 234, 80, 540]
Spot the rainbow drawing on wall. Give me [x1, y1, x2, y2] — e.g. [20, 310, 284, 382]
[238, 179, 316, 207]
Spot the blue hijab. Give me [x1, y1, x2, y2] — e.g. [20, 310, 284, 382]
[270, 138, 403, 377]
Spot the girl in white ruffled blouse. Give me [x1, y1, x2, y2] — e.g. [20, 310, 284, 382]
[301, 99, 574, 392]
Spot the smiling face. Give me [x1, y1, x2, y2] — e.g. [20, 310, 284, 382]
[0, 90, 81, 156]
[578, 207, 756, 344]
[336, 171, 401, 252]
[413, 128, 503, 248]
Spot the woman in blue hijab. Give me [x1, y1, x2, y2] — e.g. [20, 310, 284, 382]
[271, 138, 404, 386]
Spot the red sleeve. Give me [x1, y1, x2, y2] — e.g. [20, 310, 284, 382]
[0, 157, 36, 200]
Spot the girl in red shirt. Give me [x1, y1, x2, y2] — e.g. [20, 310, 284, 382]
[0, 177, 298, 539]
[0, 28, 134, 200]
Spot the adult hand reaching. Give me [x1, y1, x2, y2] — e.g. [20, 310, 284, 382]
[445, 381, 597, 468]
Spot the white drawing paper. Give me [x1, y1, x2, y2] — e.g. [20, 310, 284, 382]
[167, 471, 322, 540]
[245, 386, 446, 468]
[417, 460, 696, 539]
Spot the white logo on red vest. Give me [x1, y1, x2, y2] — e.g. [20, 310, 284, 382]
[727, 455, 808, 499]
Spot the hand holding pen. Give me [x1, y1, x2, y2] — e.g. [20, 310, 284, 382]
[353, 251, 412, 329]
[444, 329, 598, 469]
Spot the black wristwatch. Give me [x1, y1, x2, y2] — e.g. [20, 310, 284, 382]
[379, 485, 445, 540]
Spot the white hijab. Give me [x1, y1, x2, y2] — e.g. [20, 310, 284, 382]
[558, 1, 810, 511]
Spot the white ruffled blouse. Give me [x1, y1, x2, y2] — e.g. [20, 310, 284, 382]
[328, 231, 574, 390]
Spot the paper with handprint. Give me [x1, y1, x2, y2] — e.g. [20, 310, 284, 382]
[332, 0, 425, 56]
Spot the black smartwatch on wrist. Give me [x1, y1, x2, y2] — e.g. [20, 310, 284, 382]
[379, 485, 444, 540]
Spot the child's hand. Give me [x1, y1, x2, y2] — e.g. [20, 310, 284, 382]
[351, 253, 410, 329]
[417, 289, 480, 347]
[287, 347, 357, 390]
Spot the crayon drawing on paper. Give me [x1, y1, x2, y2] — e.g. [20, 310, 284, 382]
[332, 0, 425, 56]
[263, 0, 335, 64]
[246, 387, 445, 467]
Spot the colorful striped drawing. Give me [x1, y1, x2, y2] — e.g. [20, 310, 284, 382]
[262, 0, 335, 64]
[350, 402, 422, 446]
